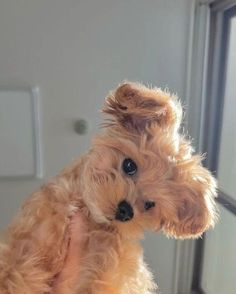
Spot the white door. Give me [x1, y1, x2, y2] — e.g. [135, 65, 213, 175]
[0, 1, 193, 293]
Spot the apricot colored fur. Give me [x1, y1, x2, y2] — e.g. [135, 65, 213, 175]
[0, 82, 218, 293]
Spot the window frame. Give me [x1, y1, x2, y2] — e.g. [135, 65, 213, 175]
[186, 1, 236, 293]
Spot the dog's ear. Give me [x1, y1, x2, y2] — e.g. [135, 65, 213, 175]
[161, 159, 218, 238]
[103, 82, 182, 133]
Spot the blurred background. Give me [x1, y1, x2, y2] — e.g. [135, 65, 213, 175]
[0, 0, 235, 293]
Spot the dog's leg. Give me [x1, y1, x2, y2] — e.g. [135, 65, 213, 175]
[51, 212, 86, 294]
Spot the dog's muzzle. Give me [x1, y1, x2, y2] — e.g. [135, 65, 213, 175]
[115, 200, 134, 222]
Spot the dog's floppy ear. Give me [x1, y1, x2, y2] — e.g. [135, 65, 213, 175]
[103, 82, 182, 133]
[161, 158, 218, 238]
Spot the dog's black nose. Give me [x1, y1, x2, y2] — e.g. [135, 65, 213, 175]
[115, 200, 134, 222]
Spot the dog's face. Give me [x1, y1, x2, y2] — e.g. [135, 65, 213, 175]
[81, 82, 217, 239]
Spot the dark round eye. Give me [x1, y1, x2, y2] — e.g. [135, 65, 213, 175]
[122, 158, 137, 176]
[144, 201, 155, 211]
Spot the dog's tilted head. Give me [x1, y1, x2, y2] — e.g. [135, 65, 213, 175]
[80, 82, 218, 239]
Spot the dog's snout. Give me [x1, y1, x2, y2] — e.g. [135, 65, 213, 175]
[115, 201, 134, 222]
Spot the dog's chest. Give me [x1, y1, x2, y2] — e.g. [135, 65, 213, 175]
[78, 234, 157, 293]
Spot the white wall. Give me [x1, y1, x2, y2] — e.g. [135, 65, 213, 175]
[0, 1, 193, 293]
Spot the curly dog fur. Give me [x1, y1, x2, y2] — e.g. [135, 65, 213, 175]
[0, 82, 218, 293]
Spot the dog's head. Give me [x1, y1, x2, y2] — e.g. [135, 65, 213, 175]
[80, 82, 218, 239]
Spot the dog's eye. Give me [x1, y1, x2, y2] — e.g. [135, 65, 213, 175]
[144, 201, 155, 211]
[122, 158, 137, 176]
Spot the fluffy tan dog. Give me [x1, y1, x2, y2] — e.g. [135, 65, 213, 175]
[0, 82, 218, 294]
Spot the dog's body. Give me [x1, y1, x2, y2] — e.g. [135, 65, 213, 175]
[0, 82, 217, 293]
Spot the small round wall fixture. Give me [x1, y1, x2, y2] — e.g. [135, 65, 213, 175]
[74, 119, 89, 135]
